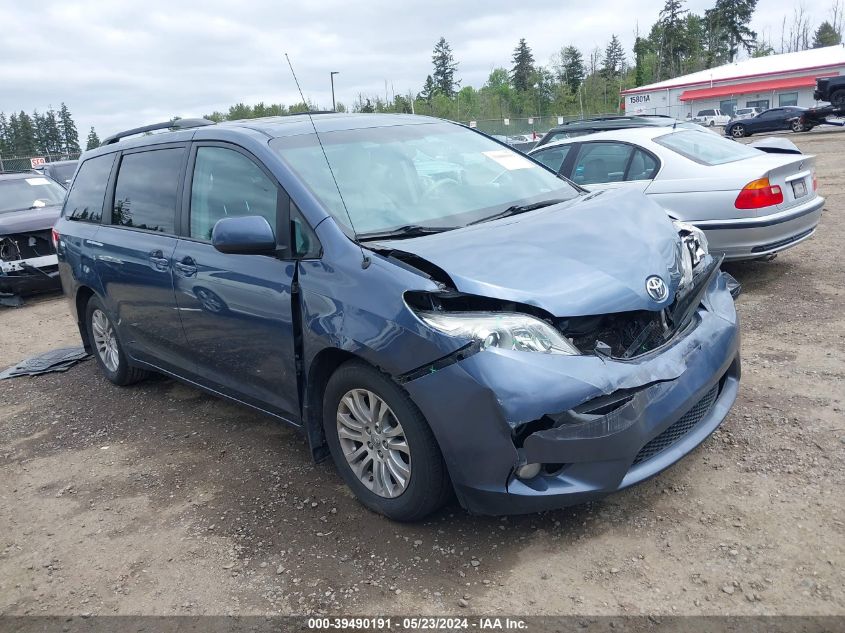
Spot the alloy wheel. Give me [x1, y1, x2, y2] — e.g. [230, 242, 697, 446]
[91, 308, 119, 373]
[336, 388, 411, 498]
[731, 125, 745, 138]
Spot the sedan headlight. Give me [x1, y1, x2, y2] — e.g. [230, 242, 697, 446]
[417, 311, 580, 355]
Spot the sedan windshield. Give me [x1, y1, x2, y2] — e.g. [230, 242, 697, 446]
[271, 122, 578, 237]
[654, 130, 762, 166]
[0, 176, 67, 214]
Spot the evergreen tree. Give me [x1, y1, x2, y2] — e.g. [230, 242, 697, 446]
[707, 0, 758, 62]
[601, 35, 625, 79]
[555, 46, 585, 94]
[419, 75, 436, 103]
[16, 111, 38, 156]
[431, 37, 460, 98]
[86, 127, 101, 150]
[813, 21, 842, 47]
[658, 0, 688, 79]
[58, 103, 80, 153]
[510, 38, 535, 92]
[0, 112, 7, 156]
[43, 108, 63, 154]
[633, 37, 649, 86]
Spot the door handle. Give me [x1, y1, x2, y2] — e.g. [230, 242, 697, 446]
[173, 256, 197, 277]
[149, 249, 170, 271]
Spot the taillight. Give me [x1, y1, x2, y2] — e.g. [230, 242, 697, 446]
[812, 171, 818, 191]
[51, 227, 60, 250]
[735, 177, 783, 210]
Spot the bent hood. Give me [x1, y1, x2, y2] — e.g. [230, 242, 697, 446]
[376, 189, 683, 317]
[0, 204, 62, 235]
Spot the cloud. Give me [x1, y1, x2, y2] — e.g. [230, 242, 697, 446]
[0, 0, 830, 138]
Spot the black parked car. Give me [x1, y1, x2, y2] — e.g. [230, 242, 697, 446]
[0, 171, 65, 299]
[36, 160, 79, 188]
[535, 115, 706, 148]
[724, 107, 808, 138]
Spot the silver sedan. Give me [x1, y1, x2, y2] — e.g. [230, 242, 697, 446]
[528, 127, 824, 261]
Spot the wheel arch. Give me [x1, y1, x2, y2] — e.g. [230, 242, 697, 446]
[74, 285, 97, 353]
[302, 348, 361, 462]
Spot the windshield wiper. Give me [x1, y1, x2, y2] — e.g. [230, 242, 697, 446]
[468, 198, 569, 225]
[357, 225, 454, 242]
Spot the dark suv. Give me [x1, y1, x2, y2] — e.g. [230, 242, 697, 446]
[54, 114, 739, 520]
[814, 76, 845, 106]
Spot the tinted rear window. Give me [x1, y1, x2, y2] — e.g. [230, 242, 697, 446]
[113, 148, 183, 233]
[64, 154, 115, 222]
[655, 130, 760, 166]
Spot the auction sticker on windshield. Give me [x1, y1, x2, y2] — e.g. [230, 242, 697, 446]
[25, 177, 51, 186]
[482, 149, 535, 170]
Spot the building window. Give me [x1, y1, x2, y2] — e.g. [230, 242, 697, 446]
[719, 99, 738, 116]
[779, 92, 799, 107]
[746, 99, 770, 110]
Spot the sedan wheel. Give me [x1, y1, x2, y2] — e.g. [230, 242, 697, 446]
[336, 389, 411, 498]
[790, 120, 805, 133]
[730, 125, 746, 138]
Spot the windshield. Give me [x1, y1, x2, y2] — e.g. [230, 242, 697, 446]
[0, 176, 67, 214]
[654, 130, 761, 166]
[271, 122, 578, 237]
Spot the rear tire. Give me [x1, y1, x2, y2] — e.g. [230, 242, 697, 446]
[790, 120, 805, 133]
[85, 296, 148, 386]
[730, 124, 746, 138]
[323, 360, 451, 521]
[709, 120, 715, 127]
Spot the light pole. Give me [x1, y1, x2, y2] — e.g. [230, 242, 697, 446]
[330, 71, 340, 111]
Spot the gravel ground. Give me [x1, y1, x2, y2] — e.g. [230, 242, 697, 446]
[0, 131, 843, 617]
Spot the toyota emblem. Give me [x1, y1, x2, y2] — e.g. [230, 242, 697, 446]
[645, 276, 668, 302]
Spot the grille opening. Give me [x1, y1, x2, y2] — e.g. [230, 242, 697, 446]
[559, 310, 673, 358]
[632, 380, 722, 466]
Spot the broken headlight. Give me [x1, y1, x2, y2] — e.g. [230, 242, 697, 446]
[417, 311, 580, 355]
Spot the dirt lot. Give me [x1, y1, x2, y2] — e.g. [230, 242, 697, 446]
[1, 131, 843, 618]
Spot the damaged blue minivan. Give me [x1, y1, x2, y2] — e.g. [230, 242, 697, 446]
[55, 113, 740, 521]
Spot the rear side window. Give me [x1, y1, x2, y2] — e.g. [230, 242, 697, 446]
[627, 149, 659, 180]
[63, 154, 115, 222]
[113, 148, 183, 233]
[189, 146, 278, 241]
[655, 130, 760, 166]
[532, 145, 572, 172]
[571, 142, 633, 184]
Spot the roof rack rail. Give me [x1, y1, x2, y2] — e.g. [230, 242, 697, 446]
[102, 118, 215, 146]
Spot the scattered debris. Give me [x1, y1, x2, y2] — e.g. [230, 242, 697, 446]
[0, 346, 89, 379]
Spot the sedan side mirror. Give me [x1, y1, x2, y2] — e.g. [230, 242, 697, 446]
[211, 216, 278, 255]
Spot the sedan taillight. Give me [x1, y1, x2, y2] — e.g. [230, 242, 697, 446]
[735, 177, 783, 210]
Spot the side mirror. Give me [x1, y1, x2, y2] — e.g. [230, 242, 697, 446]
[211, 216, 278, 255]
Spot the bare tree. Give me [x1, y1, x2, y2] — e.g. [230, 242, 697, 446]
[780, 4, 812, 52]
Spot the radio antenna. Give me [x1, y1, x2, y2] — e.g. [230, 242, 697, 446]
[284, 53, 370, 269]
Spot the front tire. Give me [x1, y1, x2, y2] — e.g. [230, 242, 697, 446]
[730, 124, 746, 138]
[323, 361, 451, 521]
[831, 89, 845, 107]
[790, 120, 805, 133]
[85, 296, 148, 386]
[709, 120, 715, 127]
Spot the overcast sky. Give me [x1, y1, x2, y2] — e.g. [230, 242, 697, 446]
[0, 0, 833, 139]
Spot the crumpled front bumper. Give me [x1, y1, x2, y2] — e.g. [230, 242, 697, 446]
[403, 270, 740, 515]
[0, 254, 61, 295]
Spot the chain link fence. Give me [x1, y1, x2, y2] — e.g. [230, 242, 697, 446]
[0, 152, 81, 173]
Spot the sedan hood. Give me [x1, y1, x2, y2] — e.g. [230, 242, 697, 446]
[376, 189, 683, 317]
[0, 204, 62, 234]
